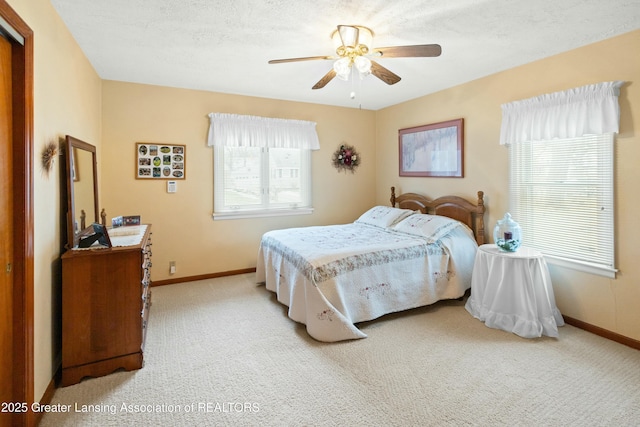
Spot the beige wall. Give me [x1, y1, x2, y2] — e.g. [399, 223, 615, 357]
[101, 82, 376, 281]
[375, 30, 640, 341]
[8, 0, 102, 402]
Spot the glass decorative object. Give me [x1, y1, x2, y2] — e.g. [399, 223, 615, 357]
[493, 213, 522, 252]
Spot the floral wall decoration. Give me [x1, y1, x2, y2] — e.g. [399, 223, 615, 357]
[332, 143, 360, 173]
[41, 141, 58, 177]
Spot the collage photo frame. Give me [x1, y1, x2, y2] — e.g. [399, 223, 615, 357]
[136, 143, 186, 179]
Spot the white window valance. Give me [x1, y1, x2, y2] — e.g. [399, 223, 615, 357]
[499, 81, 624, 145]
[207, 113, 320, 150]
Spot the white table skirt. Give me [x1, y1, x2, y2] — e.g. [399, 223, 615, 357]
[465, 244, 564, 338]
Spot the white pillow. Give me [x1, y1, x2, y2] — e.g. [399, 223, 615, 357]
[392, 213, 461, 241]
[355, 206, 415, 228]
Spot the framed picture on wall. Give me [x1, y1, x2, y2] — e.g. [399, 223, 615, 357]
[399, 118, 464, 178]
[136, 143, 186, 179]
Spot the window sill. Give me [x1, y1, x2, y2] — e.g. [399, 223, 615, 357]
[545, 255, 617, 279]
[213, 207, 314, 220]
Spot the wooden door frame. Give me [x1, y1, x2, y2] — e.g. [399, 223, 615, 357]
[0, 1, 34, 426]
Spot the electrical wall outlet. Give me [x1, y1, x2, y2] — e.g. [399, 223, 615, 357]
[169, 261, 176, 274]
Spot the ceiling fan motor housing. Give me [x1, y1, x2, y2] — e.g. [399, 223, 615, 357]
[332, 25, 374, 59]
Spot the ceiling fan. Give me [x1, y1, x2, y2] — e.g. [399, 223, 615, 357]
[268, 25, 442, 90]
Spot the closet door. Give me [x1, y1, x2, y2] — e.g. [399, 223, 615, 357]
[0, 32, 15, 420]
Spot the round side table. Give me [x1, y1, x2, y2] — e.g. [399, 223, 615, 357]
[465, 244, 564, 338]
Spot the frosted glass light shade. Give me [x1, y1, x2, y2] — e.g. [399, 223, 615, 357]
[333, 57, 351, 80]
[354, 56, 371, 75]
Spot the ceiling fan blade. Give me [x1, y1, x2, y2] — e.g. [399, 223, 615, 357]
[374, 44, 442, 58]
[312, 69, 337, 90]
[268, 55, 333, 64]
[370, 61, 401, 85]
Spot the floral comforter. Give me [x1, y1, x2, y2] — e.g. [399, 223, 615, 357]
[256, 208, 478, 342]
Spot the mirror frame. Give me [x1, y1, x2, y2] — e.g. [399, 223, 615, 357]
[65, 135, 99, 249]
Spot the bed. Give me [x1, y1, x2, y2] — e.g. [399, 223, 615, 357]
[256, 187, 486, 342]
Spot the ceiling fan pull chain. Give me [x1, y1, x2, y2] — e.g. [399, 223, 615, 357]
[358, 74, 364, 109]
[350, 66, 356, 99]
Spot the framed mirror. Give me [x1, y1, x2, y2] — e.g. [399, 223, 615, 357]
[65, 135, 99, 249]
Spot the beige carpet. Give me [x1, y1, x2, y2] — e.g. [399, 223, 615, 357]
[41, 273, 640, 426]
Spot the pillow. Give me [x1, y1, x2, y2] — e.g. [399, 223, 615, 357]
[355, 206, 415, 228]
[392, 213, 461, 241]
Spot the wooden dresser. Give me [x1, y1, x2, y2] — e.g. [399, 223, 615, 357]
[61, 225, 152, 386]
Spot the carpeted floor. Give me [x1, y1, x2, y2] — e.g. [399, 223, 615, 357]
[40, 273, 640, 426]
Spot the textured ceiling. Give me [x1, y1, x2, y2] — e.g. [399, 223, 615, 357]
[50, 0, 640, 110]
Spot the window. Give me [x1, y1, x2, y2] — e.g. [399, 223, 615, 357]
[500, 81, 623, 278]
[509, 134, 615, 277]
[207, 113, 319, 219]
[213, 145, 312, 219]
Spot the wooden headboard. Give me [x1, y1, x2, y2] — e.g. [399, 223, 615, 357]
[390, 186, 486, 245]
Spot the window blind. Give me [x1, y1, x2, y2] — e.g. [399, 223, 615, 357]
[509, 134, 615, 274]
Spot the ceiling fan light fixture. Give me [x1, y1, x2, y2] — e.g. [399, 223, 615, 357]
[333, 57, 351, 81]
[354, 56, 372, 76]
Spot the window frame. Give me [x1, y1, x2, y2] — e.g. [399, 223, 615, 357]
[213, 145, 313, 220]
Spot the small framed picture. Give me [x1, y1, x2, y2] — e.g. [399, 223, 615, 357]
[136, 143, 186, 179]
[399, 118, 464, 178]
[123, 215, 141, 226]
[112, 216, 124, 228]
[92, 223, 112, 247]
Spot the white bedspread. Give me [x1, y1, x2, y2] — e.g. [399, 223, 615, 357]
[256, 217, 478, 342]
